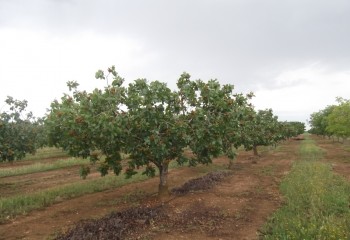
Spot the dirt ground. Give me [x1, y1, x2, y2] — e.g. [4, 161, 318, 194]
[0, 166, 103, 198]
[0, 139, 303, 240]
[312, 136, 350, 181]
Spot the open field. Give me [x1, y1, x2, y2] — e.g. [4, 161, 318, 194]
[0, 136, 350, 239]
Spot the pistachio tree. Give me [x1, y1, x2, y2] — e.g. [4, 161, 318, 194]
[240, 109, 281, 156]
[0, 97, 40, 162]
[121, 78, 189, 195]
[46, 67, 252, 195]
[177, 73, 254, 168]
[46, 67, 127, 177]
[280, 121, 305, 139]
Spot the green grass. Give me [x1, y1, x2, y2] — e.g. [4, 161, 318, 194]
[258, 145, 281, 154]
[262, 134, 350, 240]
[0, 158, 89, 178]
[0, 171, 150, 222]
[0, 149, 230, 223]
[22, 147, 69, 161]
[0, 159, 191, 222]
[298, 136, 324, 161]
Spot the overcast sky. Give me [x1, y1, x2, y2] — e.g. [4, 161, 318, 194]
[1, 0, 349, 126]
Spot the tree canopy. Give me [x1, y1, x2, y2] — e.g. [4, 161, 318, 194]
[326, 98, 350, 139]
[45, 66, 302, 195]
[309, 97, 350, 140]
[0, 97, 42, 162]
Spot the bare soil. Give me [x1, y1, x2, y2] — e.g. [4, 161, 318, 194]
[312, 136, 350, 181]
[0, 166, 104, 197]
[0, 139, 302, 240]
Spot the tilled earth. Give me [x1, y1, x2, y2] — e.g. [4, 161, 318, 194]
[0, 138, 302, 240]
[55, 171, 233, 240]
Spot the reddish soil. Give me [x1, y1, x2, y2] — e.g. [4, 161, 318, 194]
[0, 166, 103, 197]
[0, 139, 302, 240]
[142, 144, 298, 240]
[312, 136, 350, 181]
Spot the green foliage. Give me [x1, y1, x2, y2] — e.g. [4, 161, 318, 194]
[45, 68, 127, 177]
[239, 108, 282, 155]
[79, 165, 91, 179]
[280, 121, 305, 138]
[308, 105, 336, 137]
[309, 97, 350, 140]
[124, 78, 187, 181]
[177, 74, 253, 164]
[0, 97, 43, 162]
[326, 98, 350, 139]
[45, 66, 288, 194]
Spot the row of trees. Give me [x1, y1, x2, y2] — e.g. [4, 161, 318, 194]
[309, 97, 350, 140]
[45, 67, 304, 194]
[1, 67, 305, 195]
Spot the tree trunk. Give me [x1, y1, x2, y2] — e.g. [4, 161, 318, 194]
[253, 145, 258, 156]
[228, 159, 234, 169]
[158, 162, 169, 197]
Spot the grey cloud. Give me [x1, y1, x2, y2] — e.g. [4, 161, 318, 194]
[1, 0, 350, 90]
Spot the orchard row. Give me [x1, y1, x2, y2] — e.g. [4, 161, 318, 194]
[1, 66, 304, 195]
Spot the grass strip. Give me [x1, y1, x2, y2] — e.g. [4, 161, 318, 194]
[262, 134, 350, 240]
[22, 147, 69, 161]
[0, 159, 210, 222]
[0, 171, 149, 222]
[0, 158, 89, 178]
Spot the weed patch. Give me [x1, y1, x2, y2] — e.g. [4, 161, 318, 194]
[0, 156, 192, 221]
[0, 158, 88, 178]
[22, 147, 68, 161]
[261, 134, 350, 239]
[0, 173, 149, 222]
